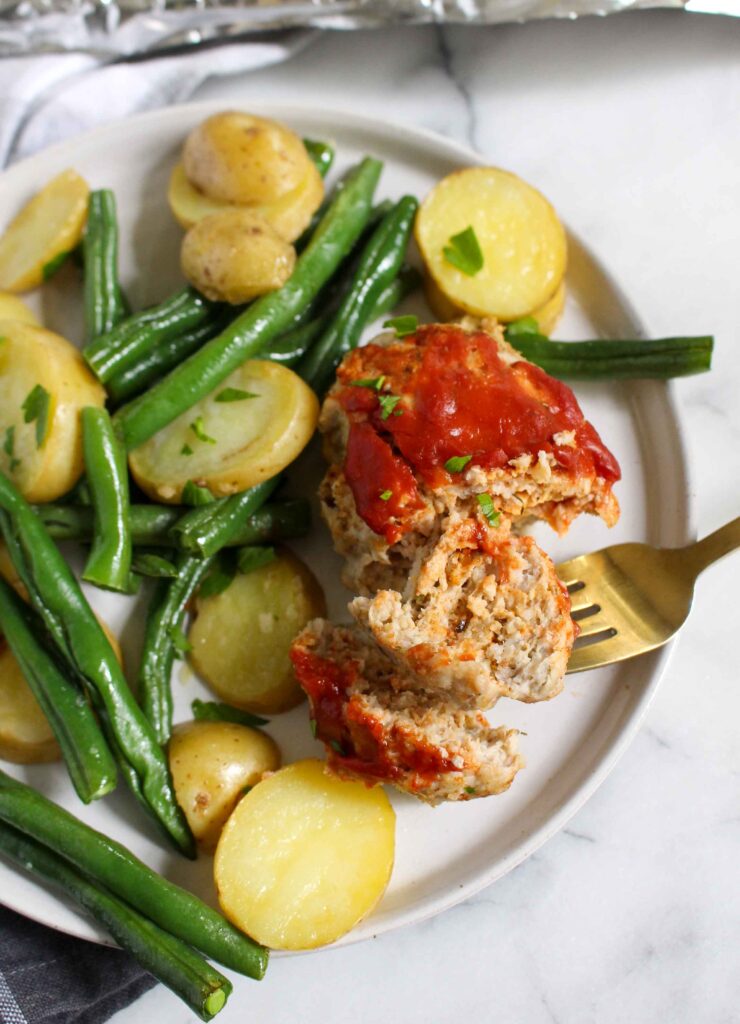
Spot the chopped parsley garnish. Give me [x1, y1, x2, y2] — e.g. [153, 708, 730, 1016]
[237, 546, 276, 576]
[444, 454, 472, 474]
[22, 384, 51, 448]
[476, 493, 501, 527]
[378, 393, 402, 420]
[379, 489, 392, 502]
[3, 426, 14, 457]
[198, 552, 237, 599]
[443, 226, 484, 277]
[215, 388, 258, 403]
[42, 249, 71, 281]
[9, 458, 20, 473]
[189, 416, 216, 445]
[181, 480, 214, 506]
[329, 739, 347, 756]
[383, 315, 418, 338]
[505, 316, 541, 339]
[310, 719, 318, 739]
[464, 786, 477, 795]
[191, 698, 267, 728]
[351, 375, 386, 392]
[180, 443, 193, 457]
[168, 624, 192, 658]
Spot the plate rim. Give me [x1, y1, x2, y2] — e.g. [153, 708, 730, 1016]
[0, 100, 696, 950]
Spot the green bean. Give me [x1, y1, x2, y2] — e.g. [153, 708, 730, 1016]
[113, 157, 383, 451]
[84, 287, 219, 384]
[170, 479, 280, 560]
[298, 195, 419, 394]
[139, 552, 214, 745]
[83, 190, 128, 343]
[303, 138, 334, 178]
[266, 263, 421, 367]
[131, 551, 178, 579]
[105, 312, 230, 405]
[0, 579, 116, 803]
[191, 699, 267, 728]
[81, 407, 133, 593]
[0, 471, 194, 858]
[0, 770, 268, 979]
[34, 499, 311, 548]
[507, 333, 714, 379]
[0, 823, 232, 1020]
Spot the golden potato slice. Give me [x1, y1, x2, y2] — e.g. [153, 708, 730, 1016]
[530, 279, 566, 336]
[0, 635, 60, 764]
[183, 112, 311, 206]
[128, 360, 318, 504]
[215, 759, 395, 949]
[169, 720, 280, 852]
[0, 321, 105, 502]
[168, 162, 323, 243]
[189, 551, 325, 715]
[0, 170, 89, 293]
[0, 292, 40, 326]
[415, 166, 567, 322]
[181, 209, 295, 305]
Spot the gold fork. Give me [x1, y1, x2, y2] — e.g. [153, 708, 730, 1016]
[557, 517, 740, 673]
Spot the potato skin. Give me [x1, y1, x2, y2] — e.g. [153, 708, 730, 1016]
[181, 209, 295, 305]
[169, 721, 280, 852]
[168, 161, 323, 243]
[214, 759, 396, 950]
[0, 320, 105, 502]
[0, 292, 40, 326]
[189, 551, 326, 715]
[183, 112, 311, 206]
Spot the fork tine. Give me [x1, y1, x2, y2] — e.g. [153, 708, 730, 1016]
[566, 635, 625, 673]
[574, 612, 616, 639]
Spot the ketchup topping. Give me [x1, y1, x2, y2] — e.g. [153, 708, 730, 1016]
[290, 645, 458, 788]
[336, 324, 620, 539]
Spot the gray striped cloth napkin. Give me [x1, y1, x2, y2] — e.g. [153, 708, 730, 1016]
[0, 29, 311, 1024]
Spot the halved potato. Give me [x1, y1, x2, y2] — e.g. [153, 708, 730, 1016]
[128, 360, 318, 503]
[529, 279, 566, 336]
[189, 551, 325, 714]
[168, 162, 323, 242]
[181, 209, 296, 305]
[0, 320, 105, 502]
[0, 292, 40, 326]
[0, 170, 89, 293]
[169, 720, 281, 852]
[0, 634, 60, 764]
[424, 273, 566, 336]
[215, 759, 395, 949]
[183, 112, 312, 206]
[415, 166, 567, 322]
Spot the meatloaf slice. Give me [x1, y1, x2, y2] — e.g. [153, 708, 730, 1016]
[350, 517, 575, 709]
[290, 620, 524, 804]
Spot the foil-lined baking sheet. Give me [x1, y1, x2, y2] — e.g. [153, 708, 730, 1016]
[0, 0, 734, 58]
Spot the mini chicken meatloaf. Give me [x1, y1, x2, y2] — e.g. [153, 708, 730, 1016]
[319, 319, 620, 592]
[290, 620, 523, 804]
[350, 517, 574, 709]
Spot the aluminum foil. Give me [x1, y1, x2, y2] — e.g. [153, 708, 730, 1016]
[0, 0, 734, 58]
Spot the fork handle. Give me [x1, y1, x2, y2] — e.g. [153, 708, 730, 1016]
[682, 517, 740, 578]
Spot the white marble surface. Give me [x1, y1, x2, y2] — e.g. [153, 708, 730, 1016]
[93, 12, 740, 1023]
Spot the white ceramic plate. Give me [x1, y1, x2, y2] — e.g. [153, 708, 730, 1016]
[0, 103, 694, 949]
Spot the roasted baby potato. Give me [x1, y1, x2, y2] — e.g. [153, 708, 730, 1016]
[0, 292, 40, 326]
[183, 112, 312, 207]
[128, 360, 318, 504]
[415, 166, 567, 322]
[168, 161, 323, 243]
[181, 209, 295, 305]
[214, 759, 396, 950]
[188, 551, 326, 715]
[0, 635, 61, 764]
[0, 169, 89, 293]
[0, 320, 105, 502]
[169, 720, 280, 852]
